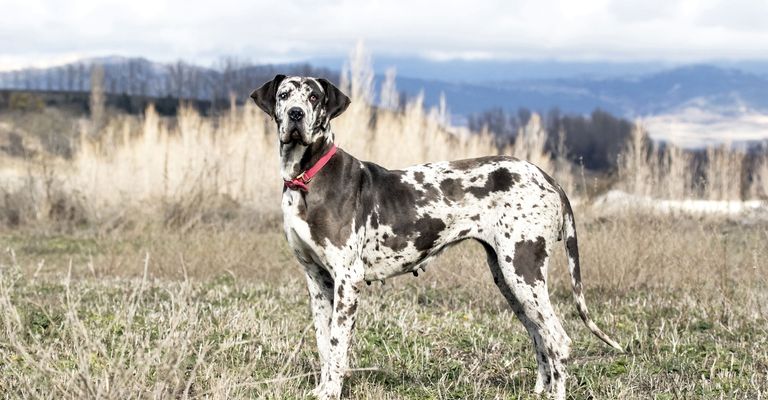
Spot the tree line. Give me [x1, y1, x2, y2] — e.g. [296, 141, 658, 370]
[469, 107, 633, 171]
[0, 57, 335, 110]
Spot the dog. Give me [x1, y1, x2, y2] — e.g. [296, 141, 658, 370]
[250, 75, 622, 400]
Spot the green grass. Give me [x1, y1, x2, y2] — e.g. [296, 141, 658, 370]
[0, 215, 767, 399]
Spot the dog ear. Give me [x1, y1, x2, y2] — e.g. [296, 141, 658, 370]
[318, 78, 351, 120]
[250, 74, 286, 117]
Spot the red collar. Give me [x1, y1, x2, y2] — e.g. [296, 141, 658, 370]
[284, 144, 338, 192]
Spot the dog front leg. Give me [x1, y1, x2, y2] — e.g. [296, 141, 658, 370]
[303, 264, 335, 387]
[316, 270, 363, 399]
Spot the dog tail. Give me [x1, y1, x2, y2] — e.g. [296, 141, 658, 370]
[560, 193, 624, 352]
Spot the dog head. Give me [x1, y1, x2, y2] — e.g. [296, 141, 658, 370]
[251, 75, 351, 146]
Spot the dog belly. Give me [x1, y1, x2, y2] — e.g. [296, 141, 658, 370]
[360, 220, 467, 282]
[362, 250, 441, 281]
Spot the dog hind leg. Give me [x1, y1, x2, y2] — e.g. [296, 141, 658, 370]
[482, 239, 571, 400]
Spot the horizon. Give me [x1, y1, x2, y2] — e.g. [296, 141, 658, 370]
[3, 49, 768, 74]
[2, 52, 768, 76]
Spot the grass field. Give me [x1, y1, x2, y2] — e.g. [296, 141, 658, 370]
[1, 212, 766, 399]
[2, 47, 767, 399]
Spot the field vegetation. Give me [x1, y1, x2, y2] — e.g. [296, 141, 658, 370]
[0, 44, 766, 399]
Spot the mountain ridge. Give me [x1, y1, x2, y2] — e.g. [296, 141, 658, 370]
[2, 56, 768, 118]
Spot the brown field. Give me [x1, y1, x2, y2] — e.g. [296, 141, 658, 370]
[1, 49, 767, 399]
[0, 212, 766, 399]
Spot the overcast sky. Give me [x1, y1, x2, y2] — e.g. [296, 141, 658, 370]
[1, 0, 768, 70]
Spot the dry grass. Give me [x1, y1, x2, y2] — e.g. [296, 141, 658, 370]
[3, 46, 767, 229]
[751, 148, 768, 200]
[619, 123, 768, 201]
[0, 213, 766, 399]
[1, 44, 767, 399]
[1, 44, 530, 228]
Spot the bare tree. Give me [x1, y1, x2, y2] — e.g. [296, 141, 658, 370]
[66, 65, 76, 92]
[168, 61, 186, 99]
[77, 63, 86, 91]
[90, 64, 106, 135]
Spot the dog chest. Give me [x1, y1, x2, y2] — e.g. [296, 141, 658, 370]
[282, 190, 324, 263]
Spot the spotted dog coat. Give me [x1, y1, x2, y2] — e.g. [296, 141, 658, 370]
[251, 75, 623, 400]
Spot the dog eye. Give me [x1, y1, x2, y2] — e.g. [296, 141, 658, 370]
[279, 92, 289, 100]
[309, 94, 318, 102]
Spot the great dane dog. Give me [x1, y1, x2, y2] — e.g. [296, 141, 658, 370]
[251, 75, 622, 400]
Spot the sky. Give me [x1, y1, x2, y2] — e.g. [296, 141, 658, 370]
[1, 0, 768, 70]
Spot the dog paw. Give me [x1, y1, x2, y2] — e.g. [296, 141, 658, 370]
[309, 386, 322, 399]
[309, 383, 341, 400]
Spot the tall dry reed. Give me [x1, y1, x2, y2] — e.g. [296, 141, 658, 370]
[3, 43, 764, 229]
[751, 149, 768, 200]
[2, 43, 562, 226]
[704, 144, 745, 201]
[619, 122, 762, 201]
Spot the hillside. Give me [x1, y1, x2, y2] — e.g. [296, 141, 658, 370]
[3, 57, 768, 118]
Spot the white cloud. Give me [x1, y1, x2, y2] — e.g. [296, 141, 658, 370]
[1, 0, 767, 70]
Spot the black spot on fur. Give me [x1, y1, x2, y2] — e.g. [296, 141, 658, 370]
[383, 234, 408, 251]
[449, 156, 511, 170]
[440, 178, 465, 202]
[466, 168, 519, 199]
[457, 228, 471, 236]
[330, 337, 338, 346]
[505, 256, 512, 262]
[337, 285, 344, 301]
[416, 183, 440, 207]
[513, 236, 547, 285]
[347, 300, 358, 316]
[414, 171, 425, 183]
[470, 214, 480, 221]
[413, 216, 446, 251]
[566, 236, 582, 294]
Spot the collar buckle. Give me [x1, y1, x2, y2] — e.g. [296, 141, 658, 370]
[283, 144, 337, 192]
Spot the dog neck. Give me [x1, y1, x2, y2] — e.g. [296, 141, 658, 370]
[279, 131, 335, 181]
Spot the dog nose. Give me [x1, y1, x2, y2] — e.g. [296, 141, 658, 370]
[288, 107, 304, 122]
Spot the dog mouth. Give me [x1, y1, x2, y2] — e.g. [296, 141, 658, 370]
[280, 126, 310, 146]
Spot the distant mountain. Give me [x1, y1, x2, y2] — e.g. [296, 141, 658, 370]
[379, 64, 768, 117]
[312, 57, 675, 82]
[2, 56, 768, 120]
[312, 56, 768, 82]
